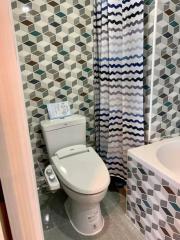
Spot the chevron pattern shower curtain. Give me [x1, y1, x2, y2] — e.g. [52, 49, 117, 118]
[94, 0, 144, 180]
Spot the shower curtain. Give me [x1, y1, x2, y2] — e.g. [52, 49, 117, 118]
[94, 0, 144, 180]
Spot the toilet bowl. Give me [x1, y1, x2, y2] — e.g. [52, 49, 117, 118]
[51, 144, 110, 236]
[63, 184, 107, 236]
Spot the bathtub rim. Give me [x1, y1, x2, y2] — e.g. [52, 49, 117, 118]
[128, 136, 180, 189]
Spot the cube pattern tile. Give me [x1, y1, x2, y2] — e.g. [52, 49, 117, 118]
[150, 0, 180, 139]
[11, 0, 94, 179]
[127, 156, 180, 240]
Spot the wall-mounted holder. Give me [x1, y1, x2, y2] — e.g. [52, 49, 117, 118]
[47, 101, 71, 120]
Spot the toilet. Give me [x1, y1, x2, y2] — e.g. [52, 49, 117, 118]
[41, 115, 110, 236]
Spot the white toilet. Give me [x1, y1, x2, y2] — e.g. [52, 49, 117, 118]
[41, 115, 110, 236]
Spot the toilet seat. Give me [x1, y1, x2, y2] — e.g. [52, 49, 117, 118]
[51, 145, 110, 195]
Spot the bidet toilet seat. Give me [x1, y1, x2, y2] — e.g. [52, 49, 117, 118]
[51, 144, 110, 195]
[41, 115, 110, 236]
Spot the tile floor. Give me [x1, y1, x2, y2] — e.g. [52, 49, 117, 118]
[39, 190, 143, 240]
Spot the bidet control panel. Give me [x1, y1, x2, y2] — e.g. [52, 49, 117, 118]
[44, 165, 60, 191]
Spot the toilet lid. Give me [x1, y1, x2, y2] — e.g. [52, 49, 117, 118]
[51, 145, 110, 194]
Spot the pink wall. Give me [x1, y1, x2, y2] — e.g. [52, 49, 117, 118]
[0, 1, 44, 239]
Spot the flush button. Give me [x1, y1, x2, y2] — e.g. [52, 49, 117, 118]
[49, 174, 55, 181]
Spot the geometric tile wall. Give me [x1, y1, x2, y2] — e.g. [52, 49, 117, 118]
[10, 0, 179, 183]
[150, 0, 180, 140]
[10, 0, 94, 182]
[127, 156, 180, 240]
[144, 0, 180, 142]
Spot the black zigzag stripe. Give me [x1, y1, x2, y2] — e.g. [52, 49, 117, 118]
[94, 76, 143, 82]
[122, 1, 144, 12]
[94, 69, 144, 75]
[123, 9, 144, 21]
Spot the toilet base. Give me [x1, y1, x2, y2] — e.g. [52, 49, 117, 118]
[65, 198, 104, 236]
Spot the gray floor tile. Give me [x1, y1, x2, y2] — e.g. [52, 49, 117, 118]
[40, 190, 69, 230]
[44, 228, 62, 240]
[57, 223, 85, 240]
[40, 190, 143, 240]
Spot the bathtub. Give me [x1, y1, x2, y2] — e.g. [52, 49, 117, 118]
[127, 137, 180, 240]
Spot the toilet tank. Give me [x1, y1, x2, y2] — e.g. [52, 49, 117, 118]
[41, 115, 86, 158]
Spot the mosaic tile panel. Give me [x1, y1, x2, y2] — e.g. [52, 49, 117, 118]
[127, 156, 180, 240]
[11, 0, 94, 179]
[150, 0, 180, 140]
